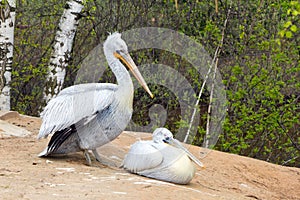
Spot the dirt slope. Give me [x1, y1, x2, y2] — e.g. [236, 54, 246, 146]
[0, 111, 299, 200]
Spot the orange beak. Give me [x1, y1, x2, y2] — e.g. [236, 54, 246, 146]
[114, 51, 154, 98]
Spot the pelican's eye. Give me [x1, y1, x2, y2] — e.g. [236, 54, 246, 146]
[163, 137, 170, 143]
[116, 49, 126, 54]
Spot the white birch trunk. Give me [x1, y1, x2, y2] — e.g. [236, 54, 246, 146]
[44, 0, 84, 102]
[0, 0, 15, 111]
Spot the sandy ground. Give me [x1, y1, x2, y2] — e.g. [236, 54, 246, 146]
[0, 111, 299, 200]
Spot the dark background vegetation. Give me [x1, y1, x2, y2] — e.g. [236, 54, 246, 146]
[11, 0, 299, 167]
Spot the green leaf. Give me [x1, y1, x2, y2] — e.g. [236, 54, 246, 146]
[284, 21, 292, 28]
[292, 10, 299, 16]
[290, 25, 297, 32]
[285, 31, 293, 38]
[278, 30, 285, 37]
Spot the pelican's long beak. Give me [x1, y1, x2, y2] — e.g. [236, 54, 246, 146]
[169, 138, 205, 168]
[114, 51, 154, 98]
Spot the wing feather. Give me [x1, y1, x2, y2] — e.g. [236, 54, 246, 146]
[122, 141, 163, 173]
[38, 83, 117, 139]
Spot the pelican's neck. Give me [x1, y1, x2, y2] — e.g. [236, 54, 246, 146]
[107, 56, 134, 99]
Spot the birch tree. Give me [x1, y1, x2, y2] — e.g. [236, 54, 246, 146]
[44, 0, 84, 102]
[0, 0, 15, 110]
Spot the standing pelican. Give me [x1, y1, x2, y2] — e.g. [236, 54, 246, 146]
[121, 128, 204, 184]
[38, 32, 153, 165]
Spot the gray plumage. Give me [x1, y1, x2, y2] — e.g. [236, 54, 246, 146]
[121, 128, 204, 184]
[38, 32, 153, 165]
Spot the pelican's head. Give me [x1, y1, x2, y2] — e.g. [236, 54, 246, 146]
[103, 32, 153, 98]
[153, 127, 174, 143]
[103, 32, 128, 57]
[152, 128, 205, 168]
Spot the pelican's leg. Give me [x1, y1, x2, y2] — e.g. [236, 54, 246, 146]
[92, 149, 118, 167]
[92, 149, 102, 162]
[84, 150, 92, 166]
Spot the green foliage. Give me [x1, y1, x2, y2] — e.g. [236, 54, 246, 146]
[279, 1, 300, 38]
[11, 0, 66, 115]
[10, 0, 300, 167]
[215, 0, 299, 167]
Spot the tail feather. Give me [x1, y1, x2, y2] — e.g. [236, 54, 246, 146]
[41, 124, 78, 156]
[38, 147, 48, 157]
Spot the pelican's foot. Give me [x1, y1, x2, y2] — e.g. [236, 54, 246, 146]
[92, 149, 117, 167]
[84, 150, 92, 166]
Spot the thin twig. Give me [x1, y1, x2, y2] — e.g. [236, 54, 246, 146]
[184, 4, 231, 144]
[282, 156, 299, 166]
[205, 57, 219, 148]
[204, 7, 231, 148]
[215, 0, 219, 14]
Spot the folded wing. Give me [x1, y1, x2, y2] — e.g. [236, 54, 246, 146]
[38, 83, 117, 139]
[122, 141, 163, 173]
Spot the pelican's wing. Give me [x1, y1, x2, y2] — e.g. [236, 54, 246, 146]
[38, 83, 117, 139]
[121, 141, 163, 173]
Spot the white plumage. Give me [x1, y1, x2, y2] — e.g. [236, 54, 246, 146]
[38, 32, 153, 165]
[122, 128, 204, 184]
[39, 83, 116, 138]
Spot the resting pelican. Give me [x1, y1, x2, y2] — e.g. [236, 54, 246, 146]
[38, 32, 153, 165]
[121, 128, 204, 184]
